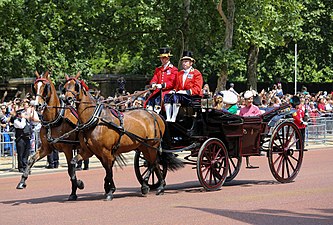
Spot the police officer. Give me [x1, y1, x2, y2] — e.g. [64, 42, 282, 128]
[164, 51, 203, 122]
[145, 47, 178, 114]
[13, 108, 31, 173]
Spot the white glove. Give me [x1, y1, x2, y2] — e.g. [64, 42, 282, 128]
[151, 83, 157, 88]
[168, 90, 175, 94]
[156, 84, 163, 89]
[176, 90, 188, 95]
[303, 122, 308, 126]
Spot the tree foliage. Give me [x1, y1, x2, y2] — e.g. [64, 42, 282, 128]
[0, 0, 332, 90]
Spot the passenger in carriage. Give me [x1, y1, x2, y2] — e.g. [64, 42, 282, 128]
[220, 90, 238, 114]
[164, 51, 203, 122]
[145, 47, 178, 114]
[214, 92, 224, 110]
[239, 90, 261, 117]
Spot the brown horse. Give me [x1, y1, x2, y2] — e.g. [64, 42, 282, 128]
[16, 71, 92, 201]
[63, 73, 182, 200]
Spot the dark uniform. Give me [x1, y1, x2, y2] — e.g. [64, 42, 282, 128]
[13, 110, 31, 172]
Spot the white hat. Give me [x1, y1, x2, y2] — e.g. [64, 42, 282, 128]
[221, 91, 238, 105]
[244, 90, 254, 99]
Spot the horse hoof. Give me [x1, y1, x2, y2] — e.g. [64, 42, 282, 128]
[16, 183, 26, 189]
[141, 187, 150, 196]
[77, 180, 84, 190]
[104, 195, 113, 201]
[68, 194, 78, 201]
[156, 188, 164, 196]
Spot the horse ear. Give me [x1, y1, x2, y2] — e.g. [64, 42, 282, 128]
[58, 84, 64, 93]
[35, 71, 40, 78]
[75, 71, 81, 79]
[65, 74, 69, 80]
[44, 71, 49, 79]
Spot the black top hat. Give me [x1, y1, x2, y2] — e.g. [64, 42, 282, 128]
[158, 47, 172, 57]
[290, 96, 300, 107]
[180, 51, 195, 62]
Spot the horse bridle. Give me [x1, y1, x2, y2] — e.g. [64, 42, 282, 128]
[33, 78, 51, 112]
[63, 78, 89, 106]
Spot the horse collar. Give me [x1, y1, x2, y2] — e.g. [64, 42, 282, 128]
[42, 100, 66, 127]
[78, 104, 103, 131]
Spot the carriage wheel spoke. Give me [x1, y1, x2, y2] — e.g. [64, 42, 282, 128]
[151, 170, 155, 184]
[285, 157, 291, 178]
[273, 154, 283, 173]
[285, 130, 295, 148]
[140, 167, 149, 177]
[286, 156, 296, 172]
[228, 158, 236, 175]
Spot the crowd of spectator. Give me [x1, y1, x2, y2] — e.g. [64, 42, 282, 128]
[2, 80, 333, 172]
[104, 81, 333, 119]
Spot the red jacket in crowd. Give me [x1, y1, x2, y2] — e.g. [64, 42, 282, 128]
[293, 107, 306, 129]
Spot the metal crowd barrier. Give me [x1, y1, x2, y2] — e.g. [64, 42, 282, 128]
[306, 114, 333, 145]
[0, 128, 40, 170]
[0, 131, 16, 169]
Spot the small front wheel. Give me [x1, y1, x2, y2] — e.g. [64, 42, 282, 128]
[197, 138, 229, 191]
[134, 151, 167, 189]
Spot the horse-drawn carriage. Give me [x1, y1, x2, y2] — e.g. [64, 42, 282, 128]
[22, 72, 303, 201]
[134, 97, 304, 191]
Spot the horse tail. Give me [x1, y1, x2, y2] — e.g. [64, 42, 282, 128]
[160, 152, 184, 172]
[158, 115, 184, 171]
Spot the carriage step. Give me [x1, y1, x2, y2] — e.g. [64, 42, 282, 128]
[246, 165, 259, 169]
[245, 157, 259, 169]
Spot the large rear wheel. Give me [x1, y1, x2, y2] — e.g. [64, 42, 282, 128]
[196, 138, 229, 191]
[268, 121, 304, 183]
[134, 151, 167, 189]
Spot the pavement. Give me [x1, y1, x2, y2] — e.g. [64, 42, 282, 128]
[0, 152, 136, 178]
[0, 142, 332, 178]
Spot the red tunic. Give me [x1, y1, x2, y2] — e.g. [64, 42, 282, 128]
[175, 68, 203, 96]
[144, 63, 178, 107]
[293, 108, 306, 129]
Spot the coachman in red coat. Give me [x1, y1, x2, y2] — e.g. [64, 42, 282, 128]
[164, 51, 203, 122]
[144, 47, 178, 113]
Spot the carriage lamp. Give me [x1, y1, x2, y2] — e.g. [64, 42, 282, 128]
[201, 98, 213, 110]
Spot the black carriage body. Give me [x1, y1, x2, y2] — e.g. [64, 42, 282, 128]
[135, 99, 304, 191]
[164, 103, 290, 158]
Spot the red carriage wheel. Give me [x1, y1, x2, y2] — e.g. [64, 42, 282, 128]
[268, 121, 304, 183]
[226, 156, 242, 182]
[196, 138, 229, 191]
[134, 151, 167, 189]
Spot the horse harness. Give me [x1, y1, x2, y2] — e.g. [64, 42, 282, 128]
[77, 103, 163, 154]
[39, 100, 79, 145]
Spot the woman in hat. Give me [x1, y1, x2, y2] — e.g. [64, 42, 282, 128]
[144, 47, 178, 114]
[239, 90, 261, 117]
[220, 90, 238, 114]
[164, 51, 203, 122]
